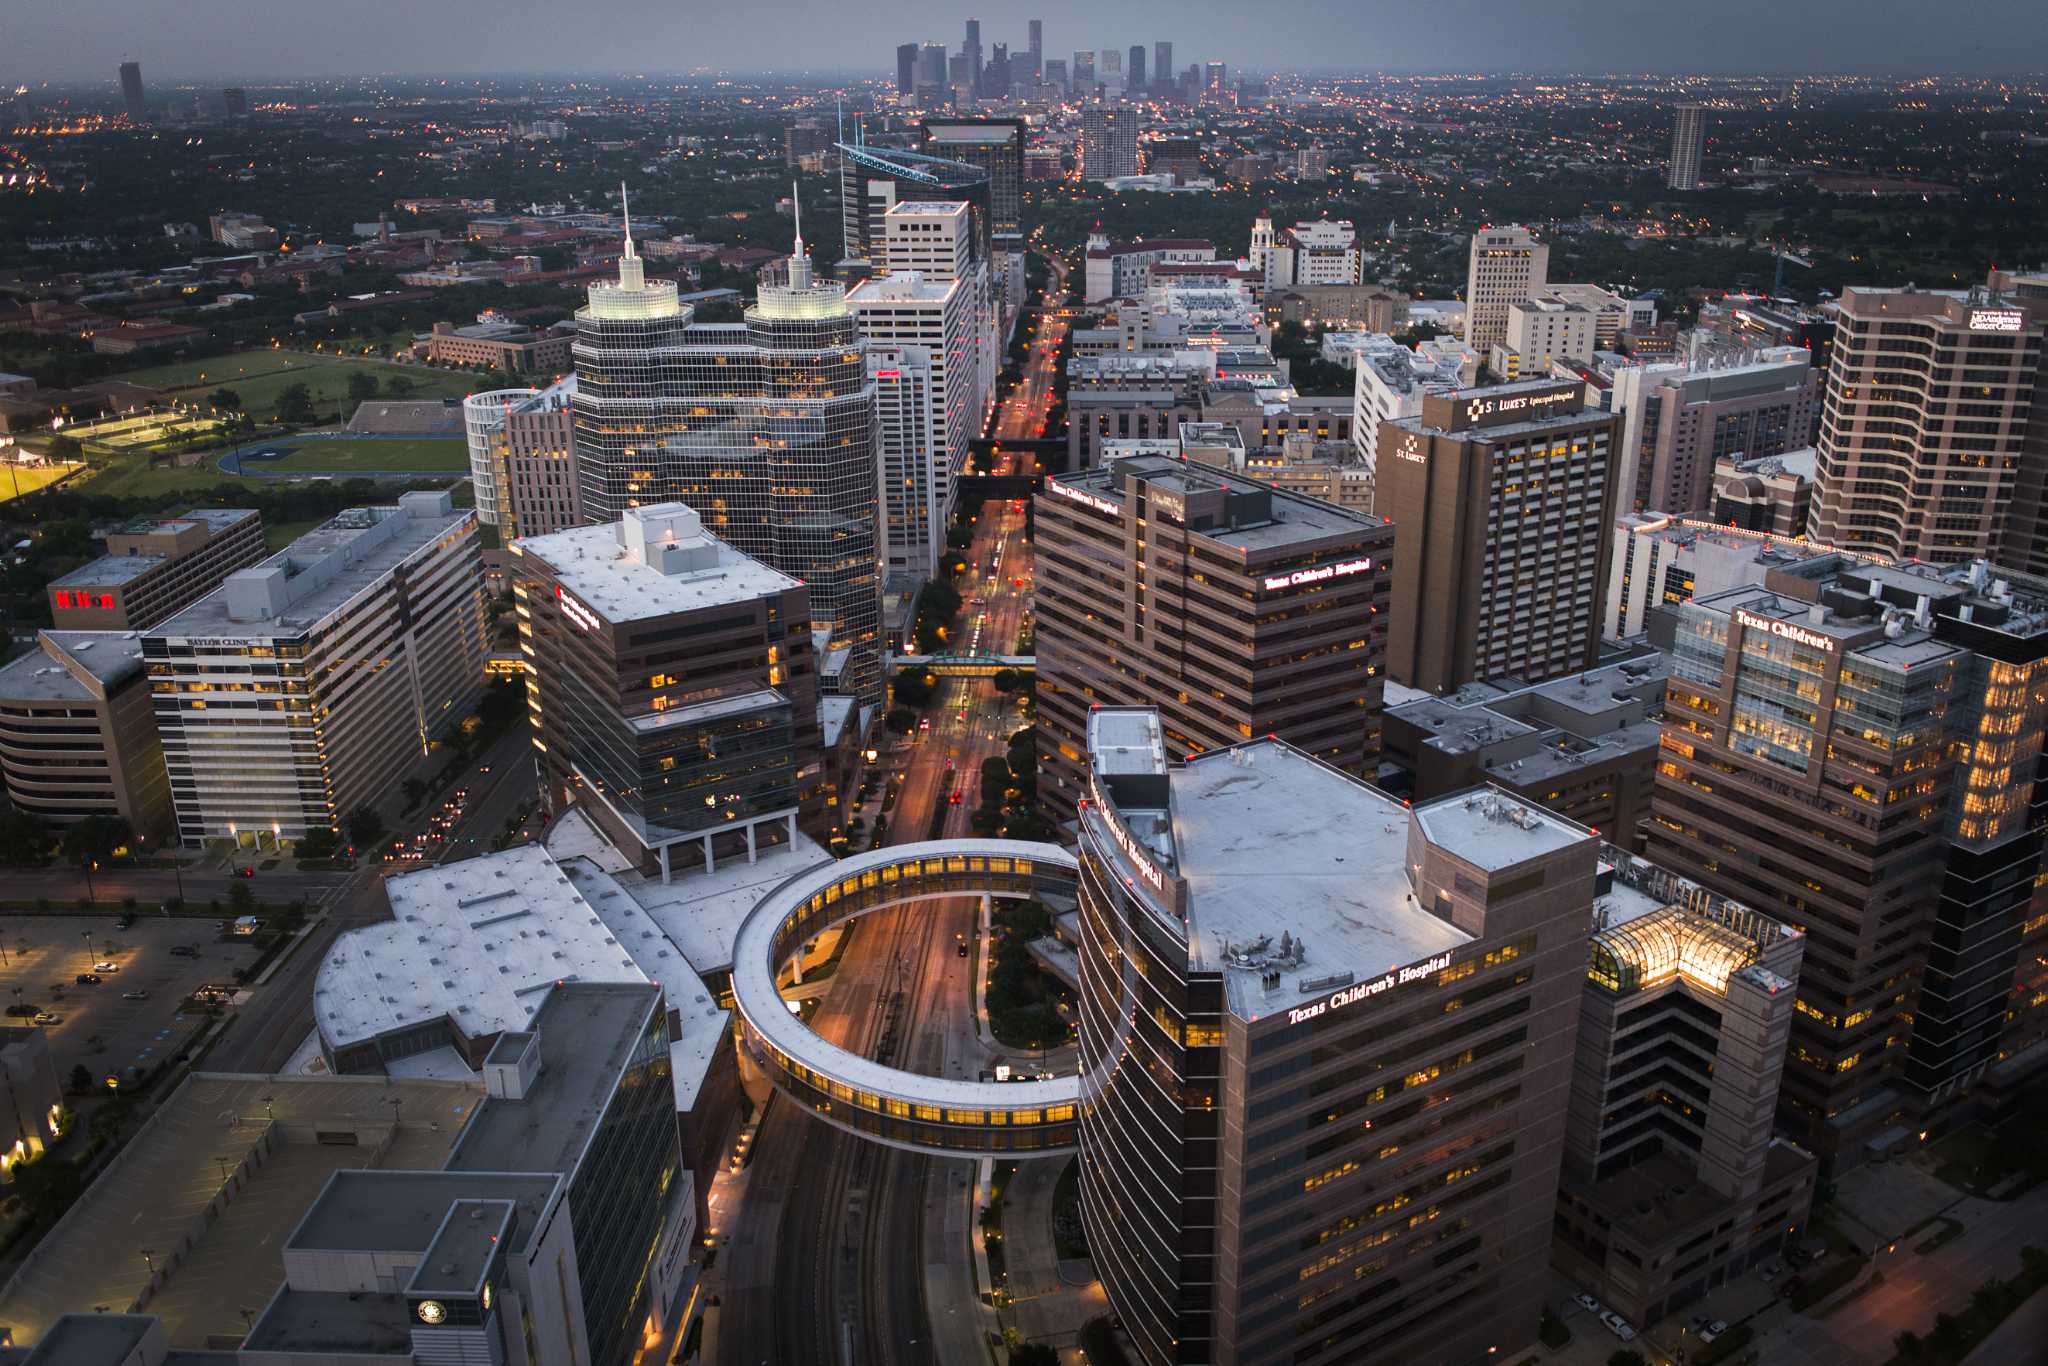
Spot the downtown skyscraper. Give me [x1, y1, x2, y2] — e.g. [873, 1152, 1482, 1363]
[571, 199, 882, 706]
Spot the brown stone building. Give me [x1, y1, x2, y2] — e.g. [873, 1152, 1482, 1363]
[1034, 454, 1392, 820]
[48, 507, 265, 631]
[1378, 379, 1622, 693]
[0, 632, 170, 834]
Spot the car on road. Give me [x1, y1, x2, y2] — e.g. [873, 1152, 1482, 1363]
[949, 790, 962, 805]
[93, 960, 120, 973]
[121, 989, 149, 1001]
[74, 973, 102, 986]
[235, 866, 255, 878]
[1599, 1311, 1636, 1342]
[31, 1012, 58, 1027]
[957, 942, 970, 958]
[1699, 1320, 1728, 1344]
[1575, 1293, 1603, 1314]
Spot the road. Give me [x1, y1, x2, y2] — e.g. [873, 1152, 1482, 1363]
[716, 265, 1059, 1366]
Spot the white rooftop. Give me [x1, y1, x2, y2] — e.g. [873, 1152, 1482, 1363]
[1166, 744, 1475, 1017]
[515, 502, 800, 625]
[1412, 789, 1590, 871]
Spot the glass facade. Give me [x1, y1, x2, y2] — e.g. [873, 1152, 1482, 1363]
[565, 1006, 681, 1366]
[573, 244, 882, 706]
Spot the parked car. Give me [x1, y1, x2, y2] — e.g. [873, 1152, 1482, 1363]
[74, 973, 102, 986]
[93, 960, 120, 973]
[121, 989, 150, 1001]
[170, 944, 199, 958]
[235, 865, 256, 878]
[31, 1012, 58, 1026]
[1600, 1311, 1637, 1342]
[1576, 1293, 1604, 1314]
[1699, 1320, 1728, 1344]
[1760, 1261, 1782, 1283]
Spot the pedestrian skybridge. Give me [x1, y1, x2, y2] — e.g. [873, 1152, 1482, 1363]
[731, 839, 1080, 1156]
[890, 654, 1035, 678]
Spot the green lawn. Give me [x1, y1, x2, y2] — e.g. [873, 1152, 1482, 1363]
[260, 437, 470, 473]
[70, 454, 243, 499]
[0, 461, 84, 503]
[115, 349, 484, 423]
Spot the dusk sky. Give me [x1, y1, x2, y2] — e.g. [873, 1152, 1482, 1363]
[6, 0, 2045, 83]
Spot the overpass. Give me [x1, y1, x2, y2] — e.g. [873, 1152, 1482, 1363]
[891, 653, 1034, 679]
[730, 839, 1081, 1157]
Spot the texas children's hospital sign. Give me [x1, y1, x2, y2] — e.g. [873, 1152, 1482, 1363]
[1285, 951, 1455, 1026]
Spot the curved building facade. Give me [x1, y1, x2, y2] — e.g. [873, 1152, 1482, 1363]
[1076, 707, 1598, 1366]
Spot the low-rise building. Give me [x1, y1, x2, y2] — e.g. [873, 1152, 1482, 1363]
[88, 320, 206, 355]
[1081, 230, 1216, 303]
[146, 492, 485, 848]
[1381, 655, 1668, 848]
[0, 1027, 63, 1180]
[424, 316, 575, 373]
[1603, 514, 1867, 644]
[1712, 448, 1815, 537]
[48, 507, 265, 631]
[1264, 283, 1409, 332]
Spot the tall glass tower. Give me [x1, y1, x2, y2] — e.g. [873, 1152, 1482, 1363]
[573, 189, 882, 708]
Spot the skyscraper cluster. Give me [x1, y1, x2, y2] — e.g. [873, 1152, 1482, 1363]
[892, 19, 1211, 103]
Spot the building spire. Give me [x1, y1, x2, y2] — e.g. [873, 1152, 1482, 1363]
[615, 181, 645, 291]
[620, 180, 635, 258]
[788, 179, 813, 289]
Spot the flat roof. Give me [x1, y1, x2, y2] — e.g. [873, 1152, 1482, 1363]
[21, 1315, 157, 1366]
[1165, 742, 1475, 1017]
[515, 520, 798, 625]
[154, 499, 470, 642]
[315, 844, 645, 1055]
[1051, 455, 1379, 556]
[286, 1169, 557, 1258]
[49, 553, 168, 589]
[242, 1289, 413, 1356]
[409, 1199, 516, 1294]
[447, 982, 660, 1176]
[0, 1074, 476, 1349]
[42, 631, 148, 687]
[1413, 789, 1591, 871]
[0, 633, 142, 702]
[547, 805, 833, 975]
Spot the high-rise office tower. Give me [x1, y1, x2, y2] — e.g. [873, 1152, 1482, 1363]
[987, 42, 1010, 98]
[1204, 61, 1226, 96]
[896, 43, 918, 94]
[1127, 45, 1147, 93]
[221, 86, 247, 117]
[517, 502, 822, 874]
[963, 18, 983, 96]
[1463, 223, 1550, 351]
[1043, 58, 1068, 94]
[866, 345, 941, 580]
[1098, 47, 1122, 95]
[118, 60, 145, 121]
[1809, 285, 2047, 567]
[1078, 105, 1140, 181]
[146, 492, 484, 847]
[1609, 345, 1819, 515]
[917, 41, 948, 91]
[1555, 851, 1817, 1326]
[1667, 104, 1706, 190]
[1076, 706, 1596, 1366]
[1648, 555, 2048, 1160]
[836, 136, 992, 269]
[1153, 42, 1173, 93]
[1072, 50, 1095, 93]
[920, 117, 1025, 306]
[1034, 455, 1392, 819]
[574, 200, 882, 706]
[1028, 18, 1043, 82]
[1379, 379, 1621, 693]
[463, 379, 581, 538]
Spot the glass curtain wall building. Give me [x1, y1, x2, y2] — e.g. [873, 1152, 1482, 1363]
[573, 199, 882, 707]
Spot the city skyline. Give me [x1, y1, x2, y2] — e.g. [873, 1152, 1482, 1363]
[8, 0, 2048, 81]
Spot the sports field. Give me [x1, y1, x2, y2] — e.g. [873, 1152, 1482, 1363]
[0, 461, 82, 503]
[63, 410, 230, 451]
[117, 349, 484, 421]
[233, 437, 470, 474]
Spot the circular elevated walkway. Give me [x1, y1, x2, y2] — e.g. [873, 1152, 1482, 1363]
[730, 839, 1080, 1156]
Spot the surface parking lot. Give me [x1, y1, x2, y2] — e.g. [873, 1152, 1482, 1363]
[0, 913, 260, 1087]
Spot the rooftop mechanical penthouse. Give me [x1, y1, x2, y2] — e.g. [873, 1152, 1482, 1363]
[1075, 706, 1594, 1366]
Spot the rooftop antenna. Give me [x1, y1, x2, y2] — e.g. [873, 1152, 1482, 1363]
[619, 180, 633, 256]
[788, 179, 812, 289]
[615, 181, 644, 290]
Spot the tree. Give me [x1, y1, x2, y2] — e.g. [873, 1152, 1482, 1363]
[0, 805, 40, 866]
[346, 371, 380, 405]
[991, 668, 1021, 694]
[228, 879, 256, 917]
[346, 806, 387, 848]
[892, 667, 937, 709]
[276, 382, 317, 424]
[401, 777, 427, 811]
[1009, 1347, 1058, 1366]
[65, 1063, 91, 1095]
[208, 387, 243, 410]
[884, 707, 917, 734]
[10, 1156, 82, 1224]
[1606, 1352, 1645, 1366]
[60, 815, 130, 866]
[384, 373, 416, 397]
[296, 827, 339, 860]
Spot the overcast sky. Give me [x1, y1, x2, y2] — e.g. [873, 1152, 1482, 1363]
[7, 0, 2045, 84]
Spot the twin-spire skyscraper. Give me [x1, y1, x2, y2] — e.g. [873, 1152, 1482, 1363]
[569, 184, 882, 707]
